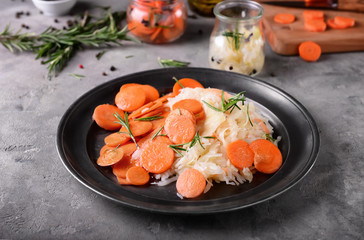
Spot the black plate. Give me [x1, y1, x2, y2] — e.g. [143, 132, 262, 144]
[56, 68, 320, 214]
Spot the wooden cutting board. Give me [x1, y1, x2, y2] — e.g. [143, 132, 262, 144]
[261, 4, 364, 55]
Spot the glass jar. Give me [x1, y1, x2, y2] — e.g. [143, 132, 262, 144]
[127, 0, 187, 44]
[209, 0, 265, 76]
[188, 0, 224, 17]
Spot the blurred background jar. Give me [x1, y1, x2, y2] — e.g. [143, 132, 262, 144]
[188, 0, 224, 17]
[127, 0, 187, 44]
[209, 0, 265, 76]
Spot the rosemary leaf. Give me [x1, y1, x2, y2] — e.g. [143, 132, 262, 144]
[158, 57, 190, 68]
[114, 112, 139, 148]
[173, 77, 185, 89]
[247, 103, 253, 126]
[96, 50, 106, 60]
[134, 113, 164, 121]
[68, 73, 85, 80]
[201, 100, 224, 112]
[151, 125, 164, 141]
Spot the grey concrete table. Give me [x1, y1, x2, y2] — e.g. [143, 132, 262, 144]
[0, 0, 363, 239]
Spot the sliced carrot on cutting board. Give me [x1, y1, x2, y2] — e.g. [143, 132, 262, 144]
[334, 16, 355, 28]
[304, 19, 327, 32]
[273, 13, 295, 24]
[303, 10, 324, 21]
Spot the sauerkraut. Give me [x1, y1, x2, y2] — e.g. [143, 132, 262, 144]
[153, 88, 279, 194]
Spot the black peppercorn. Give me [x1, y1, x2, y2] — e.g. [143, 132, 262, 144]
[110, 66, 116, 71]
[229, 66, 233, 70]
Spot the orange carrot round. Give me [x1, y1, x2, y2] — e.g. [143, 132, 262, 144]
[140, 84, 160, 103]
[97, 147, 124, 166]
[299, 41, 321, 62]
[120, 83, 142, 91]
[92, 104, 125, 131]
[126, 166, 150, 185]
[303, 10, 324, 21]
[117, 176, 131, 185]
[120, 142, 138, 156]
[327, 19, 347, 29]
[112, 156, 135, 178]
[250, 139, 282, 174]
[99, 145, 114, 156]
[140, 141, 174, 173]
[104, 132, 130, 147]
[176, 169, 206, 198]
[164, 114, 196, 144]
[115, 86, 146, 111]
[227, 140, 255, 169]
[168, 108, 196, 125]
[334, 16, 355, 28]
[273, 13, 295, 24]
[172, 99, 203, 115]
[120, 121, 153, 137]
[172, 78, 204, 95]
[304, 19, 327, 32]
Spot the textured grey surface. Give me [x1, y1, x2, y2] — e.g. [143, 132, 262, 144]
[0, 0, 363, 239]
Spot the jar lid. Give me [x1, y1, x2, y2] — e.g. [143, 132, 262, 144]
[213, 0, 264, 23]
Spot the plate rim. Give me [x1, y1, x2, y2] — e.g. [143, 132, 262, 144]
[56, 67, 320, 214]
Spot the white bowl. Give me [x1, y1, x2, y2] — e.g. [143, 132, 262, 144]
[32, 0, 77, 16]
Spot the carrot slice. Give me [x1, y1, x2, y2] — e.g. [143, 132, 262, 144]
[254, 119, 270, 134]
[115, 86, 146, 111]
[303, 10, 324, 21]
[104, 132, 130, 147]
[128, 100, 163, 119]
[112, 156, 136, 178]
[117, 176, 131, 185]
[250, 139, 283, 174]
[168, 108, 196, 125]
[120, 142, 137, 156]
[120, 121, 153, 137]
[172, 99, 203, 115]
[92, 104, 125, 131]
[164, 114, 196, 144]
[226, 140, 255, 169]
[173, 78, 204, 95]
[140, 141, 174, 173]
[156, 92, 177, 103]
[334, 16, 355, 28]
[120, 83, 142, 91]
[299, 41, 321, 62]
[273, 13, 295, 24]
[176, 169, 206, 198]
[97, 147, 124, 166]
[99, 145, 114, 156]
[126, 166, 150, 185]
[140, 85, 160, 103]
[304, 19, 327, 32]
[327, 19, 348, 29]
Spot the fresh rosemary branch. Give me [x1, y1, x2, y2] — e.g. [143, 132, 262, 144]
[172, 77, 185, 89]
[158, 57, 190, 68]
[0, 10, 139, 79]
[168, 144, 187, 157]
[189, 131, 205, 149]
[265, 133, 275, 142]
[134, 113, 164, 121]
[68, 73, 85, 80]
[202, 90, 247, 113]
[114, 112, 139, 148]
[222, 23, 245, 51]
[151, 125, 164, 141]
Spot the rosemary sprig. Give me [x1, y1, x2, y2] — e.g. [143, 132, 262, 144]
[189, 131, 205, 149]
[0, 10, 139, 79]
[247, 103, 253, 126]
[158, 57, 190, 68]
[134, 113, 164, 121]
[265, 133, 275, 142]
[168, 144, 187, 157]
[172, 77, 185, 89]
[151, 125, 164, 140]
[113, 112, 139, 148]
[202, 90, 247, 113]
[68, 73, 85, 80]
[222, 23, 245, 51]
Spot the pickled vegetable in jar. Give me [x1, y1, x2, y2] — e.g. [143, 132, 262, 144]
[127, 0, 187, 44]
[188, 0, 224, 17]
[209, 0, 265, 76]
